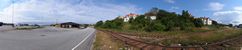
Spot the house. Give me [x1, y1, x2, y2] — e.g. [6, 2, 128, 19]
[119, 13, 138, 22]
[199, 17, 212, 25]
[60, 22, 80, 28]
[150, 16, 157, 20]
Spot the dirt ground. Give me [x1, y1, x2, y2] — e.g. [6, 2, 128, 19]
[93, 30, 139, 50]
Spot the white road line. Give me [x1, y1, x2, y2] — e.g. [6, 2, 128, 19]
[71, 30, 95, 50]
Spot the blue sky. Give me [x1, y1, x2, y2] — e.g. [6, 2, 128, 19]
[0, 0, 242, 25]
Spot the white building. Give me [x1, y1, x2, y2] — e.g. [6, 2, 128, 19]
[145, 16, 157, 20]
[119, 13, 138, 22]
[200, 17, 212, 25]
[150, 16, 157, 20]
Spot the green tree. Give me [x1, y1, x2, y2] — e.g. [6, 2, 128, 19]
[130, 15, 150, 30]
[179, 10, 195, 30]
[101, 18, 124, 29]
[95, 21, 103, 28]
[194, 19, 204, 27]
[145, 22, 165, 32]
[212, 20, 218, 25]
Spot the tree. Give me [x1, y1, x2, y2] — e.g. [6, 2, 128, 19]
[130, 15, 150, 30]
[95, 21, 103, 27]
[182, 10, 191, 17]
[145, 22, 165, 32]
[194, 19, 204, 27]
[101, 18, 124, 29]
[228, 24, 233, 27]
[128, 17, 134, 23]
[95, 8, 220, 32]
[179, 10, 195, 30]
[212, 20, 218, 25]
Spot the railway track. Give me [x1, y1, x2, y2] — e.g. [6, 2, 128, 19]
[202, 34, 242, 50]
[101, 30, 242, 50]
[102, 30, 203, 50]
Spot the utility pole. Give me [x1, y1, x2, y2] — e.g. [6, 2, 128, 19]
[12, 0, 15, 27]
[56, 19, 58, 24]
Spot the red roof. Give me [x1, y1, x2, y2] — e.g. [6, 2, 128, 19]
[125, 13, 138, 17]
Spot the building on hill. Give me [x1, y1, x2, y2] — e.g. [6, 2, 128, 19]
[60, 22, 80, 28]
[149, 16, 157, 20]
[119, 13, 139, 22]
[144, 15, 156, 20]
[199, 17, 212, 25]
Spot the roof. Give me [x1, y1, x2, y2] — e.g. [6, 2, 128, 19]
[125, 13, 138, 17]
[60, 22, 79, 25]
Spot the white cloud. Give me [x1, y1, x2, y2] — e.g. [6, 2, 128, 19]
[213, 11, 242, 25]
[234, 6, 242, 11]
[0, 0, 139, 24]
[212, 6, 242, 25]
[209, 2, 224, 11]
[168, 6, 179, 12]
[171, 6, 179, 10]
[165, 0, 175, 4]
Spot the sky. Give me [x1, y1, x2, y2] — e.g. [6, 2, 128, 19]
[0, 0, 241, 25]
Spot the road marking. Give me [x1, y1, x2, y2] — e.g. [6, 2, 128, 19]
[72, 29, 95, 50]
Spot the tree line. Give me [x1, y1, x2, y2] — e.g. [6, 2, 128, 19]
[95, 8, 220, 32]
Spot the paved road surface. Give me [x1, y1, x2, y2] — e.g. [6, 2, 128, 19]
[0, 27, 95, 50]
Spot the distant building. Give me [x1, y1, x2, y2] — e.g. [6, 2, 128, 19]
[18, 24, 29, 26]
[60, 22, 80, 28]
[150, 16, 157, 20]
[2, 23, 14, 27]
[0, 22, 3, 26]
[119, 13, 139, 22]
[199, 17, 212, 25]
[239, 24, 242, 28]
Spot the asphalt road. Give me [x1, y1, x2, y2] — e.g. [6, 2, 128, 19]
[0, 26, 95, 50]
